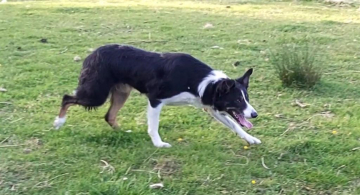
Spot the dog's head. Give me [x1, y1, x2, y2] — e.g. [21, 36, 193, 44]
[212, 68, 257, 129]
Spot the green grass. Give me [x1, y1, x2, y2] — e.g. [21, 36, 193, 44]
[1, 0, 360, 194]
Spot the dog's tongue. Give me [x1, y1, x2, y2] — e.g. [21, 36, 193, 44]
[238, 115, 253, 129]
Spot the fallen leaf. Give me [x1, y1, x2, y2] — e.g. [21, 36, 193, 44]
[211, 46, 224, 49]
[150, 183, 164, 189]
[274, 114, 283, 118]
[73, 56, 82, 62]
[351, 147, 360, 151]
[323, 103, 331, 108]
[203, 23, 214, 29]
[294, 99, 309, 108]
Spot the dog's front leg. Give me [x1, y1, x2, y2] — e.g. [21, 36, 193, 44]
[147, 101, 172, 148]
[208, 109, 261, 145]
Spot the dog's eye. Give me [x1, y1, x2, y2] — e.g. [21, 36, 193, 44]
[237, 97, 243, 103]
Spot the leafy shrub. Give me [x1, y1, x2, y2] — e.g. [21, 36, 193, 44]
[270, 42, 322, 88]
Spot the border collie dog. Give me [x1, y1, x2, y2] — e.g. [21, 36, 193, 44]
[54, 44, 261, 147]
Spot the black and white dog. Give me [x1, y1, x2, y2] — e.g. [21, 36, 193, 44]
[54, 44, 261, 147]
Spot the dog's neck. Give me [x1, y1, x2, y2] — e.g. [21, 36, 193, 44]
[198, 70, 228, 106]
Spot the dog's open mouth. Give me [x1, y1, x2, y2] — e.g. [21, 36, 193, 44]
[229, 110, 253, 129]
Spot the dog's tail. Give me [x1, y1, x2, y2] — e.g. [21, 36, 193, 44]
[74, 48, 116, 110]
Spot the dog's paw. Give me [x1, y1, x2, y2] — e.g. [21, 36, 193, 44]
[242, 135, 261, 145]
[53, 116, 66, 130]
[154, 142, 172, 148]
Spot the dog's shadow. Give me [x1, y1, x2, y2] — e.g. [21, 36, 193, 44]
[279, 80, 360, 100]
[310, 80, 360, 100]
[83, 129, 148, 148]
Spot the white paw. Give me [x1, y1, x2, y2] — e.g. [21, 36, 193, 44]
[53, 116, 66, 130]
[242, 135, 261, 145]
[153, 142, 172, 148]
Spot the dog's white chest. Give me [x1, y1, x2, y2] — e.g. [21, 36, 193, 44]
[161, 92, 203, 107]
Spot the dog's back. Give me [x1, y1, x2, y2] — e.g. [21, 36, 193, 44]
[80, 44, 211, 98]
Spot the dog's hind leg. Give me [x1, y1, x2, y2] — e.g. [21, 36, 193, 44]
[105, 84, 132, 129]
[54, 89, 109, 129]
[54, 95, 77, 129]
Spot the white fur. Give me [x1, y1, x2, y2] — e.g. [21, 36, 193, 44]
[161, 92, 202, 107]
[1, 0, 7, 3]
[198, 70, 228, 97]
[147, 89, 260, 147]
[146, 93, 203, 148]
[241, 90, 257, 118]
[208, 109, 261, 144]
[53, 116, 66, 130]
[147, 102, 171, 148]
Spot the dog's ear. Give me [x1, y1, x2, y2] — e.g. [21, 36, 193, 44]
[236, 68, 253, 89]
[215, 79, 236, 97]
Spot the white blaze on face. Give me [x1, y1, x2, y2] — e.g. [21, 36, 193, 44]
[241, 90, 256, 118]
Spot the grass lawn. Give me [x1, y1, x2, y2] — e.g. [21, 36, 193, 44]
[1, 0, 360, 194]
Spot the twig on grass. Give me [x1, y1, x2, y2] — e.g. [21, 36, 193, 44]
[133, 168, 162, 179]
[131, 169, 158, 174]
[306, 111, 334, 121]
[351, 147, 360, 151]
[0, 102, 12, 105]
[143, 148, 159, 163]
[59, 47, 68, 54]
[280, 122, 308, 136]
[32, 173, 69, 189]
[100, 160, 115, 174]
[9, 118, 23, 124]
[126, 40, 168, 44]
[0, 135, 11, 144]
[324, 71, 360, 75]
[225, 155, 249, 166]
[0, 144, 26, 148]
[125, 166, 132, 175]
[261, 156, 270, 169]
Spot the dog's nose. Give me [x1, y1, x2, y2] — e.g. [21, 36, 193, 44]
[251, 112, 258, 118]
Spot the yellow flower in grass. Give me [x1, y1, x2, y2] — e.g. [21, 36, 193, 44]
[332, 130, 338, 135]
[251, 180, 256, 184]
[177, 138, 183, 142]
[244, 146, 249, 150]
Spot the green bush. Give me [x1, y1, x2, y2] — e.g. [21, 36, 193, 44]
[270, 42, 322, 88]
